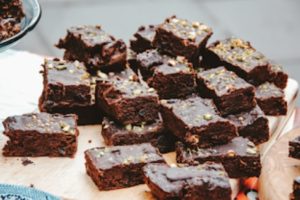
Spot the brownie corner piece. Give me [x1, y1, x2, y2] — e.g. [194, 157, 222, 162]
[255, 82, 287, 116]
[154, 16, 213, 60]
[197, 66, 256, 115]
[39, 58, 102, 125]
[2, 112, 79, 157]
[130, 25, 156, 53]
[269, 61, 288, 89]
[226, 105, 269, 145]
[84, 143, 165, 190]
[143, 162, 231, 200]
[56, 25, 127, 73]
[160, 96, 237, 147]
[176, 137, 261, 178]
[39, 58, 92, 107]
[96, 68, 160, 125]
[289, 136, 300, 159]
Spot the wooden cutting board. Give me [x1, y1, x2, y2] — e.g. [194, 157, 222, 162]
[259, 128, 300, 200]
[0, 52, 299, 200]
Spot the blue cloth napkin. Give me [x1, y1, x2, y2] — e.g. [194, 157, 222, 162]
[0, 184, 60, 200]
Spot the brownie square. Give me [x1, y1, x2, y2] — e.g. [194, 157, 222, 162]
[176, 137, 261, 178]
[135, 49, 169, 80]
[269, 61, 288, 89]
[84, 143, 165, 190]
[2, 113, 79, 157]
[197, 66, 256, 116]
[203, 38, 271, 86]
[255, 82, 287, 116]
[160, 95, 237, 147]
[153, 16, 213, 61]
[96, 68, 160, 125]
[147, 56, 197, 99]
[101, 116, 177, 153]
[130, 25, 156, 53]
[289, 136, 300, 159]
[226, 106, 269, 145]
[56, 25, 127, 73]
[39, 58, 102, 125]
[143, 162, 231, 200]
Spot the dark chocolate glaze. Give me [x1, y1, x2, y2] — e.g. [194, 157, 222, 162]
[197, 66, 253, 97]
[208, 38, 269, 73]
[143, 162, 231, 199]
[2, 112, 77, 135]
[85, 143, 164, 170]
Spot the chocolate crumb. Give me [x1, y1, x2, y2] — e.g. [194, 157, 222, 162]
[29, 184, 34, 188]
[88, 140, 92, 144]
[21, 158, 34, 166]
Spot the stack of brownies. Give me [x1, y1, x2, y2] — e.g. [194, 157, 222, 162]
[0, 0, 24, 41]
[2, 15, 290, 199]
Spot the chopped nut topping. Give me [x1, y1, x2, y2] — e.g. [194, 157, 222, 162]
[168, 59, 177, 66]
[246, 147, 257, 155]
[81, 72, 90, 80]
[139, 154, 148, 163]
[133, 89, 142, 95]
[148, 88, 155, 93]
[47, 63, 54, 69]
[203, 113, 213, 121]
[55, 65, 67, 71]
[227, 150, 236, 157]
[170, 163, 177, 168]
[60, 122, 70, 132]
[97, 71, 108, 79]
[125, 124, 132, 131]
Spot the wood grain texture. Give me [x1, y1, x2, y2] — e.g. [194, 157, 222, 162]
[259, 128, 300, 200]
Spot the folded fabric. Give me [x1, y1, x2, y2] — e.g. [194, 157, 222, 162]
[0, 184, 59, 200]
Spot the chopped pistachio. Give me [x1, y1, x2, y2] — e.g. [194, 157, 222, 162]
[139, 154, 148, 163]
[47, 63, 54, 69]
[203, 113, 213, 121]
[187, 32, 196, 40]
[246, 147, 257, 155]
[125, 124, 132, 131]
[176, 56, 186, 63]
[55, 65, 67, 70]
[148, 88, 155, 93]
[103, 124, 109, 129]
[227, 150, 236, 157]
[192, 21, 200, 28]
[160, 100, 168, 105]
[170, 163, 177, 168]
[133, 89, 142, 95]
[81, 72, 90, 80]
[60, 122, 70, 132]
[97, 71, 108, 79]
[133, 126, 143, 132]
[247, 141, 256, 148]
